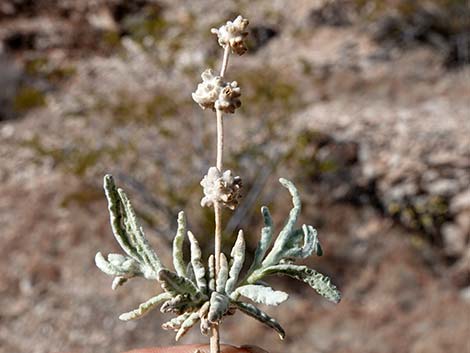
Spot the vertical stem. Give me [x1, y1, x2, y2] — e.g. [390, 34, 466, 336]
[220, 46, 230, 78]
[216, 109, 224, 173]
[211, 44, 230, 353]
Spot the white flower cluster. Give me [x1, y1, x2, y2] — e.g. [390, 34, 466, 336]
[211, 15, 249, 55]
[200, 167, 242, 210]
[192, 69, 241, 114]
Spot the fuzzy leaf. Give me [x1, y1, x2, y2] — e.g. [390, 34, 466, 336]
[225, 230, 245, 294]
[187, 231, 207, 293]
[234, 285, 288, 306]
[246, 206, 274, 276]
[102, 175, 162, 278]
[95, 252, 141, 277]
[175, 311, 200, 341]
[216, 253, 229, 294]
[173, 211, 187, 277]
[162, 312, 191, 331]
[234, 301, 286, 340]
[284, 225, 321, 259]
[261, 178, 301, 268]
[252, 264, 341, 304]
[157, 269, 200, 299]
[119, 292, 172, 321]
[208, 292, 230, 323]
[207, 255, 216, 292]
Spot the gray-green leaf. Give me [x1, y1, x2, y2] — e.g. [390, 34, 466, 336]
[234, 301, 286, 340]
[233, 285, 288, 306]
[172, 211, 187, 277]
[119, 292, 172, 321]
[187, 231, 207, 294]
[225, 230, 245, 294]
[253, 264, 341, 304]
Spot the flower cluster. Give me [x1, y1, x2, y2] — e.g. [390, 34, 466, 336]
[192, 69, 241, 114]
[200, 167, 242, 210]
[211, 15, 249, 55]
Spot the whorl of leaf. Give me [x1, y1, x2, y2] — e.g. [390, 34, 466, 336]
[95, 175, 340, 342]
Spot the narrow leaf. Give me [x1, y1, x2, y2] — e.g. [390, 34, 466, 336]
[234, 301, 286, 340]
[187, 231, 207, 294]
[119, 292, 172, 321]
[234, 285, 288, 306]
[118, 188, 163, 274]
[254, 264, 341, 304]
[162, 312, 191, 331]
[225, 230, 245, 294]
[157, 269, 200, 299]
[261, 178, 301, 267]
[246, 206, 274, 276]
[173, 211, 187, 276]
[208, 255, 216, 292]
[216, 253, 229, 294]
[103, 175, 140, 261]
[175, 311, 200, 341]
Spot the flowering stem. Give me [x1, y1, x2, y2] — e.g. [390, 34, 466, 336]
[220, 46, 230, 78]
[210, 45, 231, 353]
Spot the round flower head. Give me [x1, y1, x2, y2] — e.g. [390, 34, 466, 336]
[211, 15, 249, 55]
[200, 167, 242, 210]
[215, 81, 241, 114]
[192, 70, 242, 113]
[192, 69, 225, 110]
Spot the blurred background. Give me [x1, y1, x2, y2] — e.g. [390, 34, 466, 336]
[0, 1, 469, 352]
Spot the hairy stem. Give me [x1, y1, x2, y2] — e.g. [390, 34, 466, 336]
[211, 45, 230, 353]
[220, 46, 230, 78]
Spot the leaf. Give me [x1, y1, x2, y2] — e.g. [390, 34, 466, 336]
[172, 211, 187, 277]
[118, 188, 163, 274]
[246, 206, 274, 276]
[102, 175, 162, 278]
[253, 264, 341, 304]
[175, 311, 200, 341]
[208, 292, 230, 323]
[207, 255, 216, 292]
[261, 178, 301, 268]
[234, 285, 288, 306]
[216, 253, 229, 294]
[187, 231, 207, 294]
[162, 312, 191, 331]
[157, 269, 200, 300]
[234, 301, 286, 340]
[95, 252, 141, 277]
[284, 225, 320, 259]
[160, 294, 194, 314]
[225, 230, 245, 294]
[119, 292, 172, 321]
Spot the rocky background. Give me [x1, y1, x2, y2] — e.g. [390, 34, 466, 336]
[0, 1, 469, 353]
